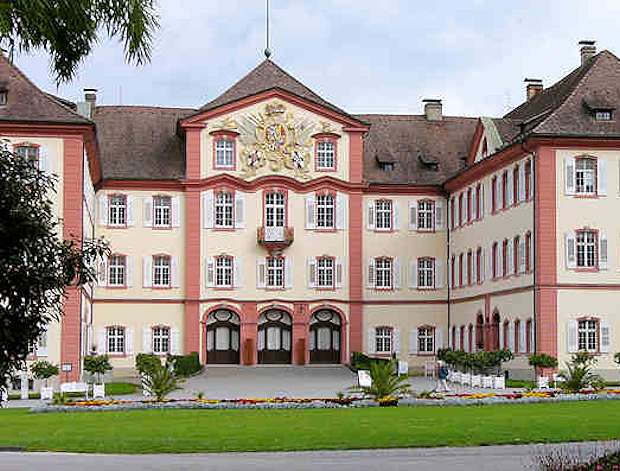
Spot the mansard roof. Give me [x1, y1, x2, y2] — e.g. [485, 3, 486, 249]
[0, 54, 91, 125]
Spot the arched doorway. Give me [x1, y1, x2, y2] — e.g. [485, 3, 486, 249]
[205, 309, 240, 364]
[309, 309, 341, 364]
[258, 310, 292, 364]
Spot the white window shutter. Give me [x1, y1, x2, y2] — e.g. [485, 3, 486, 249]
[256, 258, 266, 289]
[205, 257, 215, 288]
[143, 197, 153, 227]
[485, 181, 493, 215]
[126, 328, 134, 355]
[508, 321, 515, 352]
[307, 257, 317, 288]
[567, 320, 578, 353]
[171, 256, 180, 287]
[507, 242, 514, 275]
[336, 257, 344, 288]
[518, 238, 526, 274]
[409, 260, 418, 289]
[565, 157, 575, 195]
[126, 256, 134, 287]
[470, 327, 476, 352]
[464, 327, 470, 352]
[234, 257, 243, 288]
[435, 201, 444, 230]
[529, 318, 535, 353]
[305, 194, 316, 230]
[598, 158, 607, 196]
[171, 327, 181, 355]
[599, 232, 608, 270]
[38, 146, 51, 174]
[480, 248, 486, 282]
[409, 328, 418, 354]
[488, 243, 494, 279]
[565, 232, 576, 269]
[435, 259, 444, 289]
[203, 190, 214, 229]
[435, 328, 443, 352]
[235, 192, 245, 229]
[472, 254, 478, 285]
[171, 196, 181, 227]
[285, 258, 293, 289]
[495, 176, 502, 210]
[472, 190, 478, 220]
[143, 256, 153, 288]
[507, 171, 514, 207]
[393, 328, 401, 354]
[126, 196, 134, 226]
[98, 195, 109, 226]
[448, 326, 452, 350]
[408, 201, 417, 230]
[97, 329, 106, 354]
[519, 320, 527, 353]
[495, 244, 502, 278]
[142, 327, 151, 353]
[518, 163, 526, 202]
[98, 256, 108, 286]
[367, 258, 376, 288]
[393, 258, 401, 289]
[499, 321, 505, 349]
[366, 200, 375, 230]
[601, 321, 612, 353]
[367, 327, 376, 354]
[336, 193, 347, 230]
[393, 201, 400, 231]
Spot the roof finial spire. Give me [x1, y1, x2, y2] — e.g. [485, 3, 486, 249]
[264, 0, 272, 59]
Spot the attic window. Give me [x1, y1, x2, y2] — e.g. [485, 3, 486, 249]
[379, 162, 394, 172]
[418, 154, 439, 171]
[594, 110, 612, 121]
[375, 153, 396, 172]
[0, 89, 7, 106]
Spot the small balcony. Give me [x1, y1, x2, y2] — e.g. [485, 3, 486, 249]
[257, 226, 294, 251]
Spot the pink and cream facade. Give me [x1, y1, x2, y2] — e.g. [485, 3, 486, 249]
[9, 41, 620, 380]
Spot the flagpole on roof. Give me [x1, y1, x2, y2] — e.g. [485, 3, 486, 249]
[264, 0, 272, 59]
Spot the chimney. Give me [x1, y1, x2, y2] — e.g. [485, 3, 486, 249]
[524, 78, 543, 100]
[579, 40, 596, 65]
[423, 98, 442, 121]
[77, 88, 97, 119]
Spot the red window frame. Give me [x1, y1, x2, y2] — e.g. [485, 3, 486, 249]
[514, 319, 521, 353]
[525, 319, 532, 353]
[313, 134, 339, 172]
[525, 231, 532, 272]
[501, 171, 508, 210]
[513, 236, 520, 276]
[525, 160, 532, 200]
[211, 130, 238, 170]
[476, 248, 482, 284]
[467, 250, 473, 286]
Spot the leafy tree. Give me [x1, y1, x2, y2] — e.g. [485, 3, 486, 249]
[30, 360, 59, 387]
[0, 0, 159, 83]
[83, 355, 112, 383]
[0, 144, 108, 395]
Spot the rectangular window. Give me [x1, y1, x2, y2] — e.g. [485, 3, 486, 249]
[215, 256, 233, 288]
[513, 167, 519, 205]
[375, 258, 393, 289]
[153, 196, 172, 228]
[466, 189, 472, 223]
[417, 200, 435, 231]
[375, 200, 392, 231]
[418, 327, 435, 353]
[575, 158, 597, 195]
[215, 191, 234, 228]
[108, 195, 127, 226]
[316, 194, 335, 229]
[576, 230, 597, 268]
[502, 240, 508, 277]
[152, 326, 170, 354]
[491, 176, 497, 213]
[501, 172, 508, 209]
[266, 256, 285, 288]
[108, 255, 126, 286]
[476, 248, 482, 284]
[265, 192, 286, 227]
[153, 255, 171, 287]
[417, 258, 435, 289]
[467, 251, 473, 286]
[215, 138, 235, 168]
[525, 232, 532, 272]
[594, 110, 612, 121]
[317, 257, 335, 288]
[525, 161, 532, 200]
[458, 253, 464, 287]
[492, 243, 498, 279]
[578, 319, 598, 352]
[15, 145, 39, 167]
[107, 326, 125, 354]
[375, 327, 392, 353]
[316, 140, 336, 169]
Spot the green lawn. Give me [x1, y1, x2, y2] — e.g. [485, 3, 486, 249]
[105, 382, 138, 395]
[1, 401, 620, 453]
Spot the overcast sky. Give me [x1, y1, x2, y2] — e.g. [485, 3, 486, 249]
[14, 0, 620, 117]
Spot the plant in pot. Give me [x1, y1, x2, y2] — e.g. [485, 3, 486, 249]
[349, 360, 411, 406]
[83, 355, 112, 398]
[470, 352, 484, 388]
[30, 361, 59, 401]
[136, 353, 162, 397]
[491, 349, 512, 389]
[558, 352, 604, 393]
[528, 353, 558, 389]
[141, 362, 182, 402]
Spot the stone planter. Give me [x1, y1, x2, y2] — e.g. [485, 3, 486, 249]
[482, 375, 494, 388]
[40, 386, 54, 401]
[493, 376, 505, 390]
[447, 370, 455, 382]
[461, 373, 472, 386]
[471, 374, 482, 388]
[537, 376, 550, 389]
[452, 372, 461, 384]
[93, 383, 105, 399]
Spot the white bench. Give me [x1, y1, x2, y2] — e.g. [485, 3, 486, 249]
[60, 382, 89, 398]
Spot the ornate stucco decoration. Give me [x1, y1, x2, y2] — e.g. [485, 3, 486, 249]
[238, 102, 316, 179]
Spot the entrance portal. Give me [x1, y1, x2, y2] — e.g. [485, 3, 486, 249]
[309, 309, 341, 364]
[258, 310, 292, 364]
[205, 309, 240, 364]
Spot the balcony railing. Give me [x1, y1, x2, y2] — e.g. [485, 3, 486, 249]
[257, 226, 294, 250]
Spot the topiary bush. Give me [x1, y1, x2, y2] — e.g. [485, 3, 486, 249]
[83, 355, 112, 383]
[350, 351, 390, 371]
[30, 360, 59, 387]
[135, 353, 161, 376]
[528, 353, 559, 370]
[167, 352, 202, 377]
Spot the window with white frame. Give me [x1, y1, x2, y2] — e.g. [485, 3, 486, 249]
[153, 196, 172, 227]
[153, 256, 171, 287]
[316, 194, 335, 229]
[375, 200, 392, 230]
[575, 158, 597, 195]
[15, 145, 39, 167]
[594, 110, 612, 121]
[108, 255, 126, 286]
[316, 140, 336, 169]
[578, 319, 598, 352]
[375, 327, 392, 353]
[317, 257, 335, 288]
[215, 191, 234, 228]
[265, 192, 286, 227]
[215, 138, 235, 168]
[417, 258, 435, 289]
[152, 326, 170, 354]
[375, 258, 393, 289]
[576, 230, 597, 268]
[108, 195, 127, 226]
[418, 326, 435, 353]
[266, 256, 285, 288]
[107, 326, 125, 354]
[417, 200, 435, 231]
[215, 256, 233, 288]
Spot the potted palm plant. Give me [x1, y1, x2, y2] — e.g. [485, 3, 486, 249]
[30, 361, 59, 401]
[350, 360, 411, 406]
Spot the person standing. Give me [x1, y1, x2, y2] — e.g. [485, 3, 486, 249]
[435, 360, 450, 392]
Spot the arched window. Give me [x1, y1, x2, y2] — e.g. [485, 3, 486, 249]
[476, 314, 484, 351]
[491, 312, 501, 351]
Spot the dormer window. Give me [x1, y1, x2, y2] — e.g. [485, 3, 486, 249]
[379, 162, 394, 172]
[594, 110, 612, 121]
[0, 89, 7, 106]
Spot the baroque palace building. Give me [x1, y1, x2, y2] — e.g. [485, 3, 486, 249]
[5, 41, 620, 383]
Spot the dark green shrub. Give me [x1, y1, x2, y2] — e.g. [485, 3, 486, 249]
[350, 351, 390, 371]
[528, 353, 559, 369]
[168, 352, 202, 377]
[30, 361, 59, 386]
[135, 353, 161, 376]
[83, 355, 112, 383]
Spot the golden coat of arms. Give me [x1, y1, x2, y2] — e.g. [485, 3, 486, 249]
[237, 102, 316, 179]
